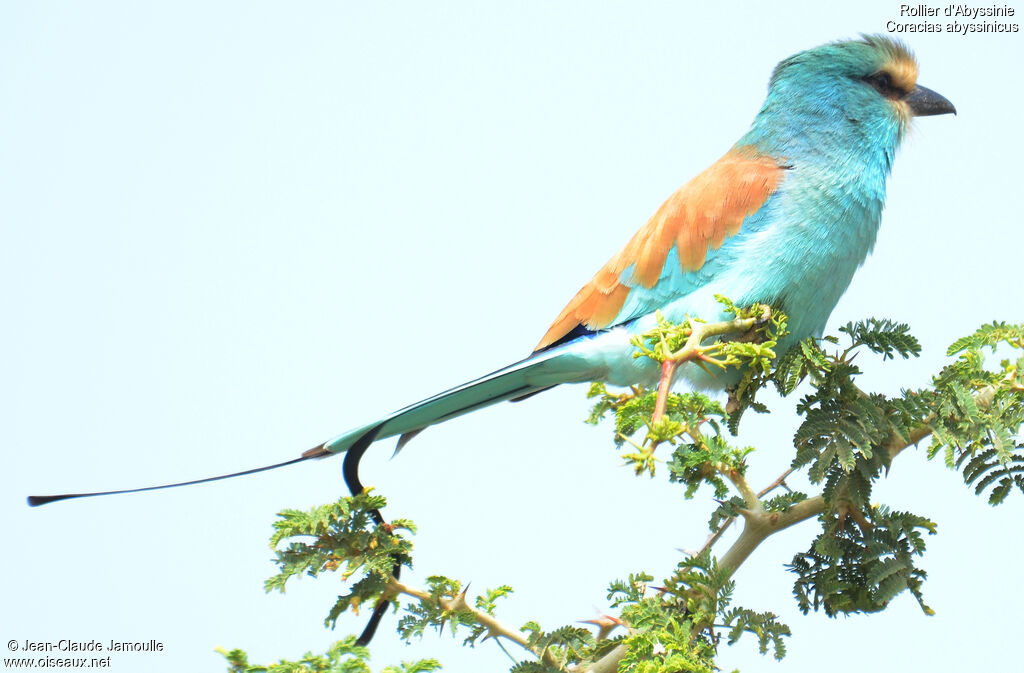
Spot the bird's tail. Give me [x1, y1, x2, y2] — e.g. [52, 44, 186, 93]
[307, 346, 584, 458]
[300, 346, 587, 647]
[26, 345, 589, 507]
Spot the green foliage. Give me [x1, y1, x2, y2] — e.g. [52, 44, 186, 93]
[265, 493, 415, 628]
[507, 662, 563, 673]
[587, 381, 738, 479]
[606, 554, 790, 671]
[235, 307, 1021, 673]
[588, 317, 765, 491]
[782, 329, 907, 489]
[593, 314, 1021, 640]
[520, 625, 598, 671]
[511, 621, 624, 671]
[945, 320, 1024, 355]
[620, 300, 788, 434]
[475, 585, 514, 615]
[658, 554, 736, 630]
[707, 496, 745, 532]
[608, 572, 655, 607]
[216, 636, 440, 673]
[717, 298, 790, 429]
[617, 616, 716, 673]
[587, 385, 726, 448]
[762, 491, 808, 513]
[793, 393, 889, 480]
[788, 505, 936, 617]
[585, 382, 635, 426]
[721, 607, 790, 660]
[667, 435, 754, 500]
[398, 577, 475, 642]
[395, 577, 516, 648]
[380, 663, 442, 673]
[926, 321, 1024, 504]
[741, 318, 1020, 621]
[839, 318, 921, 360]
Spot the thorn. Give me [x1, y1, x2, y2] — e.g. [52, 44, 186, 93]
[579, 615, 624, 641]
[448, 584, 471, 612]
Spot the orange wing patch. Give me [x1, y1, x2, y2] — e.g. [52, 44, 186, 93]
[534, 147, 784, 351]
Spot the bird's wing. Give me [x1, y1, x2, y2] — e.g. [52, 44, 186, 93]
[534, 146, 786, 351]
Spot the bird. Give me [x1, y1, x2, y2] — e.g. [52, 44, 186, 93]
[28, 35, 954, 508]
[306, 34, 956, 460]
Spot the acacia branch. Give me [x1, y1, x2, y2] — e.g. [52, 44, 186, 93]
[722, 466, 761, 511]
[584, 417, 937, 673]
[578, 644, 628, 673]
[717, 495, 826, 575]
[650, 310, 769, 424]
[389, 579, 561, 670]
[718, 422, 937, 576]
[698, 465, 796, 557]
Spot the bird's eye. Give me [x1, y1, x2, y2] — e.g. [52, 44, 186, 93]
[864, 72, 903, 99]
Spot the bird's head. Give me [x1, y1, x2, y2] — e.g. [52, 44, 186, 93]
[746, 35, 954, 159]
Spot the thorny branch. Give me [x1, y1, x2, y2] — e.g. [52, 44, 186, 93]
[698, 466, 797, 557]
[650, 310, 770, 424]
[581, 416, 953, 673]
[389, 579, 564, 670]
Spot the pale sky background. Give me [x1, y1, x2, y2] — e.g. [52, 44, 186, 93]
[2, 2, 1021, 672]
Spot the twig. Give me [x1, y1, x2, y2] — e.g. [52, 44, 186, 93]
[697, 465, 796, 557]
[649, 312, 767, 424]
[758, 467, 796, 497]
[494, 639, 519, 665]
[652, 359, 677, 423]
[390, 579, 563, 670]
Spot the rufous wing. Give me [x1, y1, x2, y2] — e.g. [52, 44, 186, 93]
[534, 147, 785, 351]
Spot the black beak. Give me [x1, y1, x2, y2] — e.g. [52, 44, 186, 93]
[905, 85, 956, 117]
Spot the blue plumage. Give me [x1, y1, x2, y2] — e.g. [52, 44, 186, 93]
[319, 35, 954, 455]
[23, 35, 957, 514]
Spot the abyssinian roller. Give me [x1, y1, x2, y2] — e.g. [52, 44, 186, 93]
[308, 35, 955, 459]
[28, 35, 955, 507]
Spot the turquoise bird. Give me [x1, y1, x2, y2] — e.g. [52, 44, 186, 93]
[309, 34, 955, 462]
[28, 35, 954, 507]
